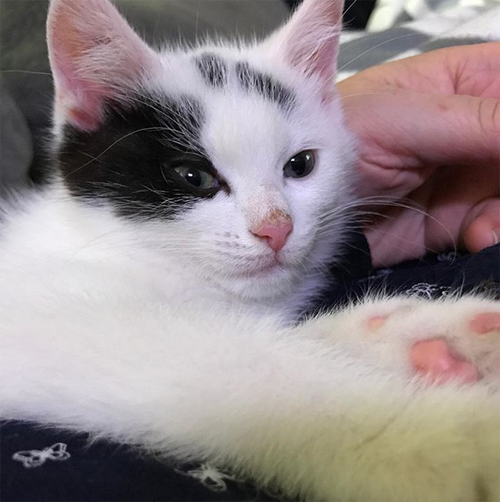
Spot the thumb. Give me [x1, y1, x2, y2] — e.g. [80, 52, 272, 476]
[462, 198, 500, 253]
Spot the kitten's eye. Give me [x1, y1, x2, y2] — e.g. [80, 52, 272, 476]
[283, 150, 315, 179]
[173, 166, 220, 192]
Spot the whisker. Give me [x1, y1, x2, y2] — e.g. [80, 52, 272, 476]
[337, 33, 423, 73]
[1, 70, 52, 76]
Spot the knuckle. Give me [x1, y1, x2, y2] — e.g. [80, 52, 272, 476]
[477, 97, 500, 138]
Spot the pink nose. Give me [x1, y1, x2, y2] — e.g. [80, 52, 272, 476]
[252, 218, 293, 253]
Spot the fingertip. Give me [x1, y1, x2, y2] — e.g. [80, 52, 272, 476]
[463, 214, 500, 253]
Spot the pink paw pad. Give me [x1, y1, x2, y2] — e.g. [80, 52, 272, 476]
[410, 339, 480, 385]
[367, 315, 387, 330]
[469, 312, 500, 335]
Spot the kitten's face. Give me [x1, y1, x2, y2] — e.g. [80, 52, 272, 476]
[50, 0, 355, 299]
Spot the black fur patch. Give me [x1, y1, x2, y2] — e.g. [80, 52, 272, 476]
[56, 94, 217, 220]
[235, 62, 294, 109]
[195, 53, 228, 88]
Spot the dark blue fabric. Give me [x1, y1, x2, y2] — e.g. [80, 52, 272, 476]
[316, 236, 500, 311]
[0, 423, 279, 502]
[2, 239, 499, 502]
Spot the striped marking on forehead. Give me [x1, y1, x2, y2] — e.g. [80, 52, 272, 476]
[235, 62, 294, 110]
[193, 53, 294, 110]
[195, 53, 228, 88]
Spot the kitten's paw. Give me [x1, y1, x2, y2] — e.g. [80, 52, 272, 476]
[341, 297, 500, 389]
[410, 338, 481, 384]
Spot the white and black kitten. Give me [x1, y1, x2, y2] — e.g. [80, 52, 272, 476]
[0, 0, 499, 500]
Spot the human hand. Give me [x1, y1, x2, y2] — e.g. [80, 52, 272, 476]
[337, 42, 500, 267]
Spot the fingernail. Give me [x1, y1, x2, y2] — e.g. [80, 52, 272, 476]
[491, 230, 500, 246]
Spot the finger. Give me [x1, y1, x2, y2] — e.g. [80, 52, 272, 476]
[427, 94, 500, 167]
[341, 90, 500, 170]
[462, 198, 500, 253]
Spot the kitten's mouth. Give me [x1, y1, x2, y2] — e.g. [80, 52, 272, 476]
[234, 258, 284, 278]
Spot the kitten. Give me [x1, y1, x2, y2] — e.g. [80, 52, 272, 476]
[0, 0, 499, 500]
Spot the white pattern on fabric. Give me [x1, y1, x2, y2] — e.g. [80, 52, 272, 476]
[175, 462, 240, 492]
[437, 251, 461, 262]
[12, 443, 71, 469]
[406, 283, 451, 299]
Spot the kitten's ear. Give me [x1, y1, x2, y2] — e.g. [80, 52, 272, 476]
[267, 0, 343, 83]
[48, 0, 159, 130]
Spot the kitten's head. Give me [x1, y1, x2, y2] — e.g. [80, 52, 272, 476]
[48, 0, 356, 300]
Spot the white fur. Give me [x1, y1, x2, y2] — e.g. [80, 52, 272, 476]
[0, 0, 499, 501]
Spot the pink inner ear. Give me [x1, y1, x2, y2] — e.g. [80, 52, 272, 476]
[274, 0, 344, 81]
[52, 48, 110, 131]
[65, 102, 106, 132]
[48, 0, 157, 131]
[289, 36, 340, 81]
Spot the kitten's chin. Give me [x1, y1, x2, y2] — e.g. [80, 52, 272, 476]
[215, 263, 300, 301]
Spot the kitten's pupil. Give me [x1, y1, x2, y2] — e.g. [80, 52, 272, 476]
[184, 168, 202, 187]
[173, 166, 220, 191]
[283, 150, 315, 179]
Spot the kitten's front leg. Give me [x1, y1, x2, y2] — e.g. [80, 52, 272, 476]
[290, 295, 500, 501]
[174, 300, 500, 502]
[216, 342, 500, 502]
[1, 300, 498, 502]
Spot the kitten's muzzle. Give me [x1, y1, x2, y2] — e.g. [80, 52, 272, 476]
[250, 210, 293, 253]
